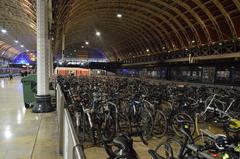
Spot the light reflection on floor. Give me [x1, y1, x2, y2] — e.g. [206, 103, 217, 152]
[0, 77, 62, 159]
[1, 79, 5, 88]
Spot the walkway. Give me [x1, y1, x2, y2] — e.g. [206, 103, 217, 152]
[0, 77, 62, 159]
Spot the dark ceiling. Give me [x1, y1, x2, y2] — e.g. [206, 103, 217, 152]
[1, 0, 240, 61]
[52, 0, 240, 61]
[0, 0, 36, 59]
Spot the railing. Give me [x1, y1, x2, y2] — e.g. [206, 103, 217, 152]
[56, 84, 86, 159]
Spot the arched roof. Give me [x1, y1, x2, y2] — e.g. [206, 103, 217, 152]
[53, 0, 240, 61]
[1, 0, 240, 62]
[0, 0, 36, 59]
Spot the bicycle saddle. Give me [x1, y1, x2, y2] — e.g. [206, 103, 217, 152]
[175, 116, 192, 125]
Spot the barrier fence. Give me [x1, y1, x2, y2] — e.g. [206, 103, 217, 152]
[56, 84, 86, 159]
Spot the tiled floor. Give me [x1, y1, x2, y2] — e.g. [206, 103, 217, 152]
[0, 77, 62, 159]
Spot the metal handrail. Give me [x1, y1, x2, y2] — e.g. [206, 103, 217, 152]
[64, 109, 86, 159]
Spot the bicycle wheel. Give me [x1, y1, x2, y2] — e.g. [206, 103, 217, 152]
[101, 115, 116, 142]
[140, 109, 153, 140]
[160, 101, 173, 117]
[155, 137, 181, 158]
[172, 113, 195, 137]
[153, 110, 167, 138]
[118, 113, 131, 133]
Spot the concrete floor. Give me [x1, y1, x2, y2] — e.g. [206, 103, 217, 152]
[0, 77, 62, 159]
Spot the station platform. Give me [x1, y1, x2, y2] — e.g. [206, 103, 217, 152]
[0, 77, 62, 159]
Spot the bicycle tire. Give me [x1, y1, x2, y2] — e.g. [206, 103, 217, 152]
[118, 113, 131, 133]
[140, 108, 153, 140]
[172, 113, 196, 137]
[155, 137, 181, 158]
[101, 115, 116, 142]
[153, 110, 167, 138]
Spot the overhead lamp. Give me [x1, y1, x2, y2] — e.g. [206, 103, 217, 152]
[1, 29, 7, 34]
[185, 48, 188, 51]
[26, 49, 29, 52]
[162, 46, 166, 50]
[146, 49, 150, 52]
[218, 42, 222, 46]
[192, 40, 195, 43]
[14, 40, 19, 43]
[96, 31, 101, 36]
[85, 41, 89, 45]
[81, 46, 84, 48]
[20, 45, 24, 48]
[117, 13, 122, 18]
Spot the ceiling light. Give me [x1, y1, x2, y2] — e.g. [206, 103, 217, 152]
[185, 48, 188, 51]
[1, 29, 7, 34]
[74, 50, 77, 52]
[218, 42, 222, 46]
[192, 40, 195, 43]
[14, 40, 19, 43]
[26, 50, 29, 52]
[162, 47, 166, 50]
[20, 45, 24, 48]
[117, 13, 122, 18]
[96, 31, 101, 36]
[85, 41, 89, 45]
[146, 49, 150, 52]
[81, 46, 84, 48]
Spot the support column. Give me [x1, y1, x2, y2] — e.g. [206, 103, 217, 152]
[48, 41, 53, 77]
[48, 0, 53, 77]
[62, 30, 65, 60]
[33, 0, 54, 113]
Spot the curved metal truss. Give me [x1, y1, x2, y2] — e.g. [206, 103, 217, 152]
[53, 0, 240, 61]
[0, 0, 36, 59]
[1, 0, 240, 61]
[0, 40, 19, 59]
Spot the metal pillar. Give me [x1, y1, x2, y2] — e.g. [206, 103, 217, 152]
[48, 0, 53, 77]
[33, 0, 54, 113]
[62, 31, 65, 60]
[49, 41, 53, 77]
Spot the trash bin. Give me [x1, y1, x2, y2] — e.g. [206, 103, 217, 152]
[21, 74, 37, 108]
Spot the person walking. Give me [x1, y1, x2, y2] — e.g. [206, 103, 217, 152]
[9, 72, 13, 80]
